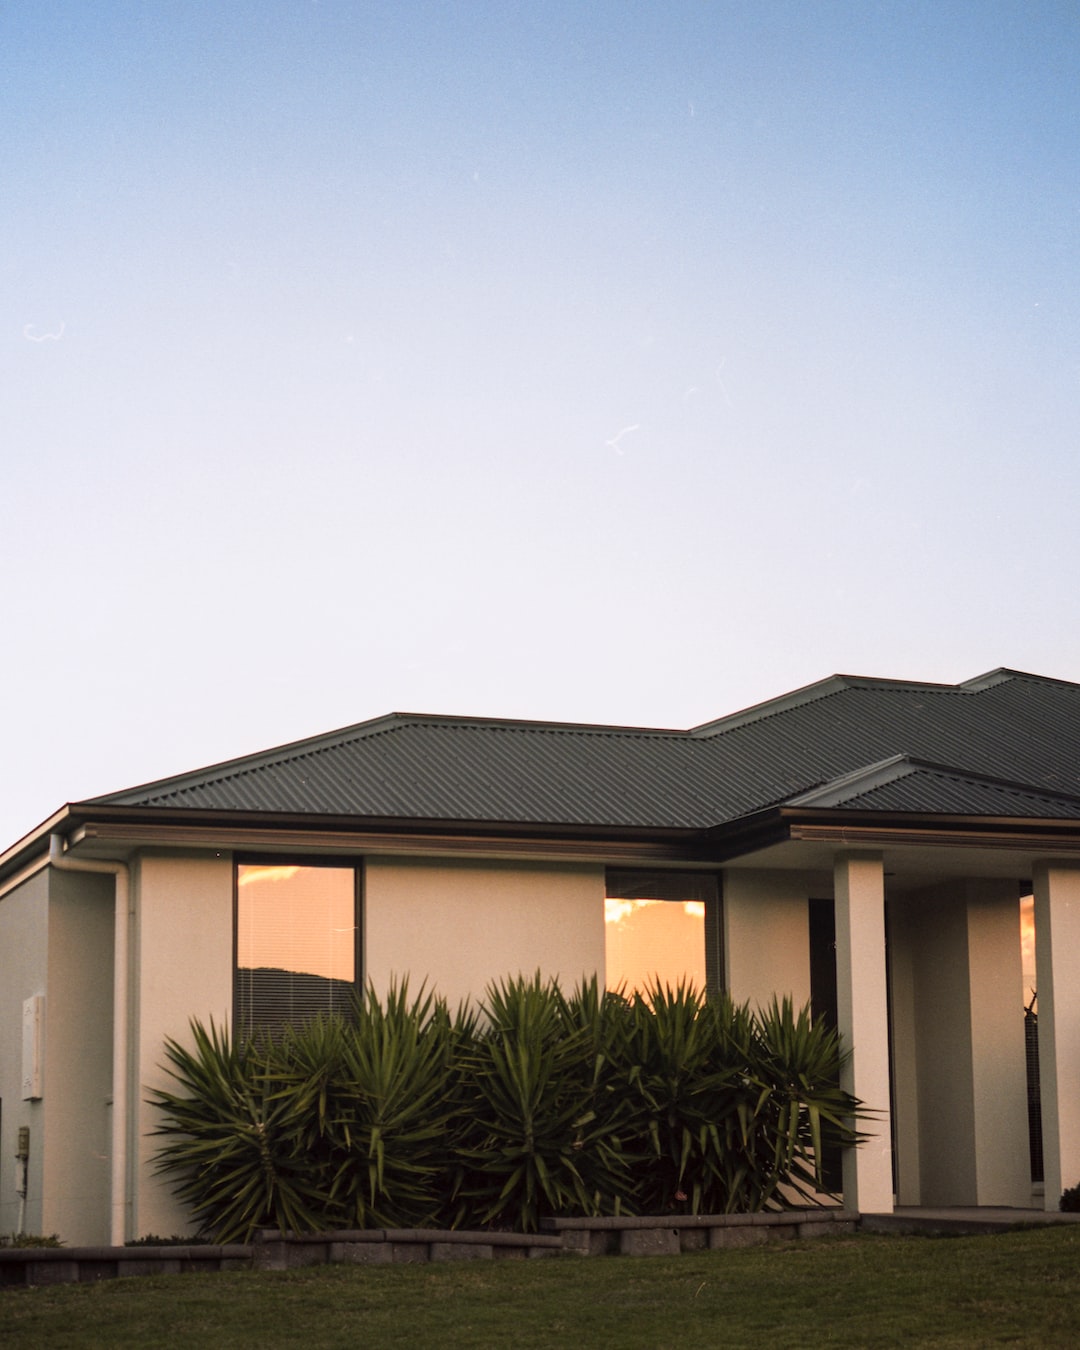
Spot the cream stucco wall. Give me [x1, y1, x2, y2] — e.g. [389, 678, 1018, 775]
[364, 858, 607, 1009]
[43, 869, 114, 1244]
[722, 869, 815, 1012]
[891, 879, 1030, 1208]
[1033, 863, 1080, 1209]
[0, 869, 49, 1236]
[131, 852, 234, 1240]
[887, 902, 922, 1205]
[967, 880, 1031, 1206]
[834, 853, 894, 1214]
[908, 890, 978, 1205]
[0, 837, 1055, 1241]
[122, 851, 605, 1237]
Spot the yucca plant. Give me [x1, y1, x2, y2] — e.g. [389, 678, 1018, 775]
[554, 977, 642, 1215]
[425, 996, 484, 1229]
[321, 981, 463, 1229]
[622, 980, 739, 1215]
[697, 993, 778, 1211]
[620, 984, 863, 1215]
[153, 975, 866, 1238]
[461, 974, 621, 1232]
[152, 1019, 335, 1242]
[153, 989, 467, 1239]
[746, 996, 862, 1203]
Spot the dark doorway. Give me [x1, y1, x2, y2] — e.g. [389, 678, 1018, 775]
[808, 898, 842, 1192]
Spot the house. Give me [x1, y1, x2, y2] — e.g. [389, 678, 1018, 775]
[2, 666, 1080, 1245]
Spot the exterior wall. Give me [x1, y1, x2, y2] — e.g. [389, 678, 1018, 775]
[131, 852, 234, 1240]
[0, 869, 49, 1235]
[364, 858, 607, 1009]
[0, 838, 1047, 1241]
[967, 880, 1031, 1206]
[887, 903, 922, 1205]
[891, 879, 1029, 1207]
[43, 870, 114, 1244]
[124, 852, 602, 1238]
[1033, 863, 1080, 1209]
[834, 853, 893, 1214]
[906, 890, 978, 1205]
[722, 869, 815, 1012]
[723, 867, 854, 1208]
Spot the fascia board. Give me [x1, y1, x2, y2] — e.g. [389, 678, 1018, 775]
[69, 818, 717, 868]
[0, 806, 74, 891]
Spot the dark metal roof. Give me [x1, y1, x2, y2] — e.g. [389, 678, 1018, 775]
[787, 756, 1080, 818]
[85, 668, 1080, 830]
[91, 718, 725, 829]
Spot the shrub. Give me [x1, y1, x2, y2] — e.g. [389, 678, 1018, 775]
[1061, 1182, 1080, 1212]
[620, 980, 735, 1214]
[736, 996, 862, 1207]
[152, 974, 864, 1239]
[611, 984, 859, 1215]
[457, 974, 635, 1231]
[152, 983, 467, 1241]
[152, 1018, 337, 1242]
[312, 983, 465, 1229]
[0, 1233, 64, 1248]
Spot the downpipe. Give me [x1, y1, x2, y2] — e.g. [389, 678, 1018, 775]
[49, 835, 132, 1246]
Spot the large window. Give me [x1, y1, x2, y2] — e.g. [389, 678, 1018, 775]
[235, 862, 360, 1037]
[604, 869, 722, 997]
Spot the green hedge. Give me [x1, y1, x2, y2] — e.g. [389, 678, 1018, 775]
[151, 976, 863, 1242]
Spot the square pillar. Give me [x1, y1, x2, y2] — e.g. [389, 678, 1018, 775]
[1032, 863, 1080, 1209]
[834, 852, 893, 1213]
[966, 880, 1031, 1206]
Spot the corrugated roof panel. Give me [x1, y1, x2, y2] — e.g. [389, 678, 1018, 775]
[111, 720, 729, 828]
[87, 669, 1080, 831]
[834, 768, 1080, 818]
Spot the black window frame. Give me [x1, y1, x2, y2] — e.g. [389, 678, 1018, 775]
[604, 868, 724, 997]
[233, 855, 363, 1039]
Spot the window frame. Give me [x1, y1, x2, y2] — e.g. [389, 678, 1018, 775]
[233, 855, 363, 1038]
[604, 868, 724, 997]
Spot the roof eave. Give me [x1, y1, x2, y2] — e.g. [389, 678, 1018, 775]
[0, 805, 77, 889]
[58, 800, 706, 842]
[2, 802, 716, 876]
[701, 802, 1080, 864]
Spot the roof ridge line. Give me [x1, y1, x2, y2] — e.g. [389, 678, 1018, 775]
[84, 710, 691, 807]
[84, 712, 411, 805]
[690, 672, 972, 738]
[378, 711, 689, 735]
[959, 667, 1080, 692]
[690, 675, 855, 736]
[788, 754, 1080, 809]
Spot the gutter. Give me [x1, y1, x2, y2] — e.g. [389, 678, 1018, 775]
[48, 835, 132, 1246]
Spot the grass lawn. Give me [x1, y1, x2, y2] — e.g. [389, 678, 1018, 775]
[2, 1228, 1079, 1349]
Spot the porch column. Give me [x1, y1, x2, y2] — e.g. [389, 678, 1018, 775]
[834, 851, 893, 1213]
[1032, 863, 1080, 1209]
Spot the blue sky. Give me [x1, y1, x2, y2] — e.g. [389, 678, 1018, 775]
[3, 1, 1079, 845]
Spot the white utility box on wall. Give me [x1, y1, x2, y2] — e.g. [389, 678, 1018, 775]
[22, 994, 44, 1099]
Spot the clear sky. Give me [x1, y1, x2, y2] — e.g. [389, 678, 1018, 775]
[3, 1, 1079, 847]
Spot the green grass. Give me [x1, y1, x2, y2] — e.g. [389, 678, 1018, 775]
[3, 1229, 1079, 1349]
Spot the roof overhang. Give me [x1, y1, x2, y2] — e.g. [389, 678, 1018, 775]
[703, 804, 1080, 892]
[6, 799, 1080, 897]
[0, 802, 718, 888]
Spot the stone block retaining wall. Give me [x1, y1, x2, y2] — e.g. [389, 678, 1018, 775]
[251, 1227, 565, 1270]
[0, 1245, 249, 1288]
[0, 1209, 858, 1287]
[542, 1209, 859, 1257]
